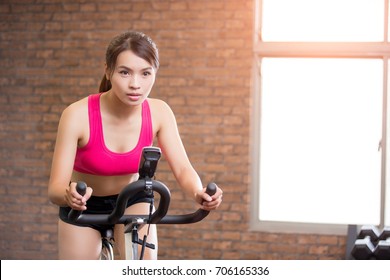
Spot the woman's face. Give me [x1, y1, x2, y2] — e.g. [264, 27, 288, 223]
[108, 50, 156, 106]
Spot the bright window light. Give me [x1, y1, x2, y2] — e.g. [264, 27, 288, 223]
[387, 60, 390, 226]
[259, 58, 383, 225]
[262, 0, 384, 42]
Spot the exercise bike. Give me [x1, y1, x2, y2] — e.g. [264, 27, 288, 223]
[68, 146, 216, 260]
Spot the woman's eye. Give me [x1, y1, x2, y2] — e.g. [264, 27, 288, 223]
[143, 71, 151, 76]
[119, 71, 129, 76]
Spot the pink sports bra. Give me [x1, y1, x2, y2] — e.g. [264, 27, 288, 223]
[73, 93, 153, 176]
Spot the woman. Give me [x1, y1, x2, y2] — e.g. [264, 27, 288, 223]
[48, 31, 223, 260]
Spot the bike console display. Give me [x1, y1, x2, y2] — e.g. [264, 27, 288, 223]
[138, 147, 162, 179]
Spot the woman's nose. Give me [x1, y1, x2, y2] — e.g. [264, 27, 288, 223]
[129, 75, 140, 89]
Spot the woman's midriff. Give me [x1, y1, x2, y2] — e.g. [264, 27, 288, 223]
[71, 170, 139, 196]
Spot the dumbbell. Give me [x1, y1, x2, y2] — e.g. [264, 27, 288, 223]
[351, 225, 380, 260]
[373, 227, 390, 260]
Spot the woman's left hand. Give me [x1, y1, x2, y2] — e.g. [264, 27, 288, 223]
[195, 184, 223, 211]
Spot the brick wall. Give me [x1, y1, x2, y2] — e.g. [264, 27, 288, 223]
[0, 0, 346, 260]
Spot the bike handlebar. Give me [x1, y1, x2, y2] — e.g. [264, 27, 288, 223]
[68, 180, 217, 226]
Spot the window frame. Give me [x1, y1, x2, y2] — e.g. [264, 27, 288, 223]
[250, 0, 390, 234]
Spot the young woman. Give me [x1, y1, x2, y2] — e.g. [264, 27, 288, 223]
[48, 31, 223, 260]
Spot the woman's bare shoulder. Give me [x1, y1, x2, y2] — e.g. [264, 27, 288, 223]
[58, 96, 90, 135]
[61, 96, 89, 119]
[147, 97, 173, 114]
[147, 98, 177, 135]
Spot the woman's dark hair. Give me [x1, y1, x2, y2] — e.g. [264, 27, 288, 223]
[99, 31, 159, 92]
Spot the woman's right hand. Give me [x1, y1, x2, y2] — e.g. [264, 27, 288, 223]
[65, 182, 93, 210]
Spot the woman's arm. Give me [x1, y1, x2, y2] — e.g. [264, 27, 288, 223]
[48, 101, 92, 210]
[153, 99, 222, 210]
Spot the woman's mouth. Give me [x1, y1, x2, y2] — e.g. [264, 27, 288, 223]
[126, 93, 141, 101]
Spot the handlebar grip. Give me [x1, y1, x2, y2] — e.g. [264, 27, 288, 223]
[205, 182, 217, 196]
[67, 181, 87, 221]
[75, 181, 87, 196]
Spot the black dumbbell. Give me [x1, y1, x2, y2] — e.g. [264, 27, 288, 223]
[351, 225, 380, 260]
[373, 227, 390, 260]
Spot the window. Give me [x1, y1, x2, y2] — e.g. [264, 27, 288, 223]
[261, 0, 384, 42]
[251, 0, 390, 234]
